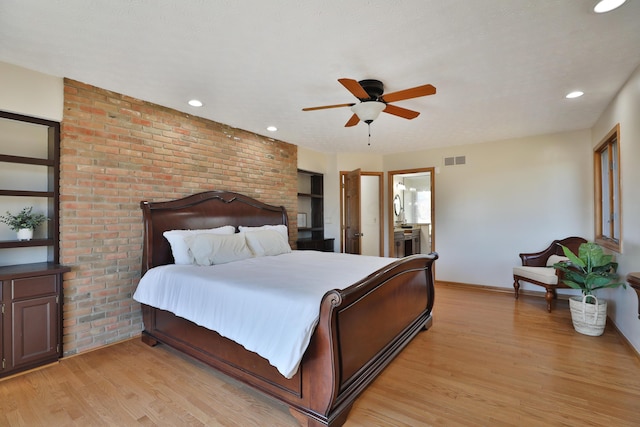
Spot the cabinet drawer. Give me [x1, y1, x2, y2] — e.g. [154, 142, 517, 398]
[12, 274, 57, 299]
[297, 238, 335, 252]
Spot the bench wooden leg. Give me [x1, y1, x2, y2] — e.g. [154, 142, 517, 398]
[513, 278, 520, 300]
[544, 288, 554, 312]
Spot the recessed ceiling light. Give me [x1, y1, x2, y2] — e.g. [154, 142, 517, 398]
[266, 126, 278, 132]
[188, 99, 203, 107]
[566, 91, 584, 99]
[594, 0, 626, 13]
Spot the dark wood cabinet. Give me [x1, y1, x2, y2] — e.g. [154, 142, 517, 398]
[0, 111, 68, 376]
[394, 231, 405, 258]
[297, 170, 333, 252]
[0, 263, 69, 377]
[394, 229, 421, 258]
[297, 237, 335, 252]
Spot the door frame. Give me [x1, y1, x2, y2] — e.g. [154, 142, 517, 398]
[387, 167, 435, 257]
[340, 171, 384, 255]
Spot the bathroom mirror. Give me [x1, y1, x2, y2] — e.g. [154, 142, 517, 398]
[393, 194, 402, 217]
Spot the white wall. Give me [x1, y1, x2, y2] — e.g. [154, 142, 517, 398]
[384, 130, 593, 289]
[360, 175, 381, 256]
[0, 61, 63, 121]
[592, 64, 640, 352]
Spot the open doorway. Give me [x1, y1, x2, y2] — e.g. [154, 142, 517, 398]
[340, 171, 384, 256]
[388, 168, 435, 258]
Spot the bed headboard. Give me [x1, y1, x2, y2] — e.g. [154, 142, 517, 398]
[140, 191, 288, 273]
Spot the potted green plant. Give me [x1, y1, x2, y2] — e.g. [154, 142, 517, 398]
[0, 207, 48, 241]
[553, 241, 626, 336]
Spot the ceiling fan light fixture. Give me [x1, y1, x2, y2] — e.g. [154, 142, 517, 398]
[351, 101, 386, 124]
[594, 0, 626, 13]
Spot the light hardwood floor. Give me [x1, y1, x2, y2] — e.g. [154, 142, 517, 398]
[1, 283, 639, 426]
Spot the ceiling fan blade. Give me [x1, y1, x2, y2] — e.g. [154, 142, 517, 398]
[344, 114, 360, 127]
[338, 78, 370, 100]
[302, 103, 355, 111]
[383, 104, 420, 119]
[380, 84, 436, 103]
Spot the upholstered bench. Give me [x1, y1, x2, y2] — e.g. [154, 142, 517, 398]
[513, 236, 586, 312]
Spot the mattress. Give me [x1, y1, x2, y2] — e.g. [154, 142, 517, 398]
[133, 250, 395, 378]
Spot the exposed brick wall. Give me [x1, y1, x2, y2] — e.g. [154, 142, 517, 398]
[60, 79, 298, 356]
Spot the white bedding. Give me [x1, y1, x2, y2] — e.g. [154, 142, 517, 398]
[133, 250, 396, 378]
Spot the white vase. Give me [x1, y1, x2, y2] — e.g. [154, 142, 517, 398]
[16, 228, 33, 241]
[569, 295, 607, 336]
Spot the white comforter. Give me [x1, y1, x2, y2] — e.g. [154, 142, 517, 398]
[133, 250, 395, 378]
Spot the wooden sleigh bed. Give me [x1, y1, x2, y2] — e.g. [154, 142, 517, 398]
[137, 190, 437, 427]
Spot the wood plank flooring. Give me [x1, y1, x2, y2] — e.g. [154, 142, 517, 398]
[1, 283, 639, 426]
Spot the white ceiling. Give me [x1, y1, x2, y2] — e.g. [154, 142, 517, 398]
[1, 1, 639, 154]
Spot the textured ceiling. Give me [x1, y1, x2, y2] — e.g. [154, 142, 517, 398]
[1, 1, 639, 154]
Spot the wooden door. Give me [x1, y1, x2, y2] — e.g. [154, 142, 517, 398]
[344, 169, 362, 254]
[12, 294, 58, 369]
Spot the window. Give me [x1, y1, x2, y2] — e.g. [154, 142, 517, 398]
[594, 124, 621, 252]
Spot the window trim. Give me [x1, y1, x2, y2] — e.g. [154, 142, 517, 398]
[594, 123, 622, 253]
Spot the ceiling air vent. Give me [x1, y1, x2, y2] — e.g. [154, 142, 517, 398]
[444, 155, 466, 166]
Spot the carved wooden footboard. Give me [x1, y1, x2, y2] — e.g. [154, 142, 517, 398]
[138, 191, 437, 426]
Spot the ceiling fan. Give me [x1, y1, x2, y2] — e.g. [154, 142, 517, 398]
[302, 78, 436, 127]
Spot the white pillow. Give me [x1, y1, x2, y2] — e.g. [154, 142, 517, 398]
[546, 254, 570, 267]
[239, 224, 288, 240]
[163, 226, 236, 264]
[244, 229, 292, 257]
[185, 233, 252, 266]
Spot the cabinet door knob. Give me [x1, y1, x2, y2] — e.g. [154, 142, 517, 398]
[354, 233, 363, 237]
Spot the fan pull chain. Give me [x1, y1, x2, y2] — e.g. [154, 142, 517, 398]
[368, 123, 371, 146]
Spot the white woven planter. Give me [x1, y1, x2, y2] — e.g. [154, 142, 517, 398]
[569, 295, 607, 336]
